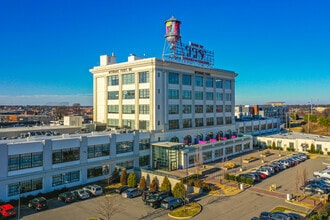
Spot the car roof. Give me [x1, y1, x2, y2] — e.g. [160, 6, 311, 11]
[0, 204, 14, 210]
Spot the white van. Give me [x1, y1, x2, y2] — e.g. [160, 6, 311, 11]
[83, 185, 103, 196]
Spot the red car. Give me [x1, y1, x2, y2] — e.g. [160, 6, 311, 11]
[0, 203, 16, 219]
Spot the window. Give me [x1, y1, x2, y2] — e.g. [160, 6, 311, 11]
[108, 75, 119, 86]
[116, 141, 133, 154]
[139, 89, 149, 98]
[195, 118, 203, 127]
[108, 119, 119, 127]
[225, 117, 232, 124]
[139, 105, 149, 114]
[169, 72, 179, 84]
[182, 90, 192, 99]
[195, 76, 203, 87]
[206, 117, 214, 126]
[139, 71, 149, 83]
[183, 105, 192, 114]
[203, 151, 212, 160]
[139, 139, 150, 150]
[195, 91, 203, 100]
[52, 148, 80, 164]
[169, 120, 179, 129]
[206, 78, 213, 87]
[87, 144, 110, 158]
[87, 166, 109, 179]
[216, 117, 223, 125]
[168, 90, 179, 99]
[108, 105, 119, 113]
[225, 93, 231, 101]
[169, 105, 179, 114]
[52, 170, 80, 186]
[123, 90, 135, 99]
[123, 105, 135, 114]
[139, 155, 150, 166]
[182, 74, 191, 85]
[108, 91, 119, 100]
[183, 119, 192, 128]
[225, 105, 231, 112]
[206, 92, 214, 100]
[244, 143, 250, 150]
[215, 149, 223, 158]
[216, 105, 223, 113]
[116, 160, 134, 170]
[225, 146, 233, 155]
[216, 92, 223, 101]
[8, 178, 43, 196]
[188, 155, 194, 165]
[122, 73, 135, 84]
[206, 105, 213, 113]
[215, 79, 223, 88]
[139, 120, 149, 130]
[225, 80, 231, 89]
[8, 152, 43, 171]
[195, 105, 203, 113]
[122, 119, 134, 129]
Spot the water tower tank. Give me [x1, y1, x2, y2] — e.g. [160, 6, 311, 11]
[165, 16, 181, 46]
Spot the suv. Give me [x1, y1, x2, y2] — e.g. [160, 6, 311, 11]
[160, 197, 184, 210]
[28, 197, 48, 211]
[58, 191, 77, 203]
[146, 191, 170, 208]
[0, 203, 16, 219]
[141, 190, 158, 202]
[83, 185, 103, 197]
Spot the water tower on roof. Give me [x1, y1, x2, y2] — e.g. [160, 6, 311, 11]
[165, 16, 181, 48]
[162, 16, 182, 60]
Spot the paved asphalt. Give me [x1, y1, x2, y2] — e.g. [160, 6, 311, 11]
[20, 152, 330, 220]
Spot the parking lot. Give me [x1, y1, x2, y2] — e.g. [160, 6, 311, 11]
[19, 152, 330, 220]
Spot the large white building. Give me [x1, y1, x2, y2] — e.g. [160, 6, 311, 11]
[90, 54, 241, 144]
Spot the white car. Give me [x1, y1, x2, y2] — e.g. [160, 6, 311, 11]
[313, 169, 330, 178]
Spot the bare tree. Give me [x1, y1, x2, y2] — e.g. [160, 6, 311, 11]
[295, 165, 308, 195]
[96, 196, 120, 220]
[194, 147, 203, 179]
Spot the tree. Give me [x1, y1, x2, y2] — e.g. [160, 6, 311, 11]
[138, 176, 147, 190]
[127, 171, 137, 188]
[96, 196, 120, 220]
[194, 147, 203, 180]
[111, 167, 120, 184]
[149, 177, 159, 191]
[319, 116, 330, 133]
[120, 169, 127, 186]
[173, 181, 186, 200]
[160, 176, 171, 192]
[272, 141, 276, 150]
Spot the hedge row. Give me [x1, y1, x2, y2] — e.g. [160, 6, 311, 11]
[224, 173, 254, 185]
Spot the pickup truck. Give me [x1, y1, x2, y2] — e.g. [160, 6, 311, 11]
[313, 169, 330, 178]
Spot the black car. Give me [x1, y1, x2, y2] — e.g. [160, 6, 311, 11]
[141, 190, 158, 202]
[145, 191, 170, 208]
[27, 197, 48, 211]
[115, 185, 129, 194]
[58, 191, 77, 203]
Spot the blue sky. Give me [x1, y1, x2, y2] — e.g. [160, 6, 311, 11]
[1, 0, 329, 106]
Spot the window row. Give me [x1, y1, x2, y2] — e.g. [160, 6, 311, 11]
[169, 90, 227, 101]
[108, 89, 150, 100]
[107, 119, 150, 130]
[108, 72, 150, 86]
[8, 178, 43, 196]
[169, 104, 230, 114]
[8, 152, 43, 171]
[52, 148, 80, 164]
[52, 170, 80, 187]
[168, 72, 232, 89]
[87, 144, 110, 159]
[168, 117, 232, 129]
